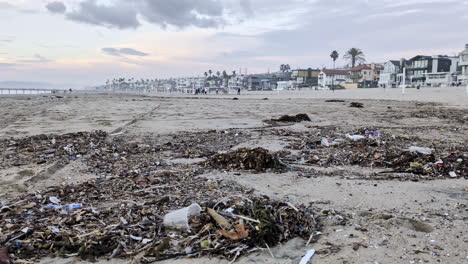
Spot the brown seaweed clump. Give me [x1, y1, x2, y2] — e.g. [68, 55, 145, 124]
[272, 114, 311, 123]
[207, 148, 286, 172]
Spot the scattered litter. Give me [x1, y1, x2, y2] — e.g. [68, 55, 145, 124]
[408, 146, 433, 155]
[321, 137, 341, 147]
[49, 197, 60, 204]
[299, 249, 316, 264]
[163, 203, 202, 230]
[365, 130, 382, 137]
[347, 135, 366, 141]
[325, 99, 345, 102]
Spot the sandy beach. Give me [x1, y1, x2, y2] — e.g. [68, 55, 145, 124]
[0, 87, 467, 264]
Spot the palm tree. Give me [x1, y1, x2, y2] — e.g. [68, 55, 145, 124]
[330, 50, 339, 69]
[280, 64, 291, 72]
[344, 48, 365, 68]
[208, 69, 212, 77]
[204, 72, 208, 78]
[330, 50, 339, 91]
[232, 70, 236, 77]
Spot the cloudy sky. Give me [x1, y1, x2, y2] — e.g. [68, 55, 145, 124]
[0, 0, 467, 88]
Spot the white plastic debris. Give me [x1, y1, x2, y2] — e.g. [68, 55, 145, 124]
[163, 203, 202, 230]
[130, 235, 143, 241]
[321, 137, 341, 147]
[49, 196, 61, 204]
[408, 146, 433, 155]
[449, 171, 457, 178]
[346, 134, 365, 141]
[299, 249, 316, 264]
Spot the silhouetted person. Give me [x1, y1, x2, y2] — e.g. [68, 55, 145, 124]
[237, 88, 241, 95]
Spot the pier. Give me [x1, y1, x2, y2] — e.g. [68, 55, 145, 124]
[0, 88, 68, 95]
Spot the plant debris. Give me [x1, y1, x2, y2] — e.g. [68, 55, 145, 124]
[325, 100, 346, 103]
[271, 114, 311, 123]
[349, 102, 364, 108]
[207, 148, 286, 172]
[0, 173, 321, 262]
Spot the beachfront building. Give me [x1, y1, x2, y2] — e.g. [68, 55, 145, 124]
[459, 44, 468, 84]
[349, 63, 384, 88]
[406, 55, 457, 86]
[291, 68, 320, 87]
[318, 69, 349, 88]
[378, 61, 400, 88]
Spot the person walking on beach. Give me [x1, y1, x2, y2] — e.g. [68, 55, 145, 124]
[237, 88, 241, 95]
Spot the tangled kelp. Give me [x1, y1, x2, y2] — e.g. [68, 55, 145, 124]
[207, 148, 286, 172]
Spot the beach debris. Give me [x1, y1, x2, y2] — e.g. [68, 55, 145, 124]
[346, 134, 365, 141]
[349, 102, 364, 108]
[0, 248, 12, 264]
[163, 204, 202, 230]
[325, 99, 345, 103]
[207, 208, 231, 229]
[321, 137, 341, 147]
[299, 249, 316, 264]
[216, 224, 249, 240]
[0, 177, 321, 262]
[271, 114, 311, 123]
[408, 146, 433, 155]
[207, 148, 286, 172]
[365, 130, 382, 137]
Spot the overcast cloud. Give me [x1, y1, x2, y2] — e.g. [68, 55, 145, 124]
[45, 1, 66, 14]
[102, 47, 150, 57]
[54, 0, 230, 29]
[1, 0, 467, 87]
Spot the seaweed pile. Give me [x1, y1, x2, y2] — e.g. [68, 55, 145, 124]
[207, 148, 286, 172]
[275, 128, 467, 179]
[0, 171, 321, 262]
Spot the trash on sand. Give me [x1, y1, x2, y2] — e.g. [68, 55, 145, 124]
[325, 99, 345, 102]
[49, 196, 60, 204]
[163, 203, 202, 230]
[207, 208, 231, 229]
[216, 224, 249, 240]
[408, 146, 433, 155]
[349, 102, 364, 108]
[347, 135, 366, 141]
[272, 114, 311, 123]
[44, 203, 82, 212]
[449, 171, 457, 178]
[321, 137, 341, 147]
[299, 249, 316, 264]
[207, 148, 286, 172]
[365, 130, 382, 137]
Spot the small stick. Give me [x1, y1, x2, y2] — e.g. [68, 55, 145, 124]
[265, 242, 275, 258]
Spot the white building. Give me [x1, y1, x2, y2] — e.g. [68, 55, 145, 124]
[378, 61, 400, 88]
[318, 69, 349, 88]
[459, 44, 468, 84]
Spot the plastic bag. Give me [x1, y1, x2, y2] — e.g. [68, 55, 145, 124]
[408, 146, 433, 155]
[163, 204, 202, 230]
[321, 137, 341, 147]
[346, 134, 365, 141]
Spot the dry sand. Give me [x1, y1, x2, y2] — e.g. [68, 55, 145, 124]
[0, 87, 467, 264]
